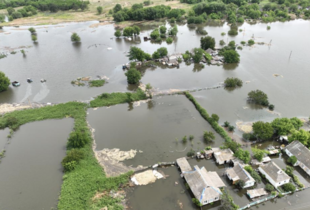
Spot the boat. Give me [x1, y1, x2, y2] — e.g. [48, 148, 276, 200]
[12, 81, 20, 87]
[27, 78, 33, 83]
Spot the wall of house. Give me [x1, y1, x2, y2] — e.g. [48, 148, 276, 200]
[243, 180, 255, 188]
[285, 149, 310, 175]
[202, 197, 219, 205]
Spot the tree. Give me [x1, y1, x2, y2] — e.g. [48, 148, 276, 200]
[225, 77, 243, 88]
[125, 68, 141, 84]
[204, 131, 215, 143]
[128, 47, 147, 61]
[156, 47, 168, 57]
[290, 117, 303, 130]
[159, 26, 167, 34]
[152, 51, 160, 59]
[228, 41, 235, 48]
[252, 121, 274, 140]
[223, 50, 240, 63]
[123, 27, 134, 36]
[289, 129, 310, 146]
[265, 183, 274, 192]
[113, 4, 122, 13]
[61, 149, 84, 172]
[252, 146, 267, 161]
[114, 30, 121, 38]
[192, 198, 202, 207]
[200, 36, 215, 50]
[211, 114, 219, 122]
[236, 180, 245, 189]
[133, 26, 141, 35]
[220, 188, 239, 210]
[0, 71, 10, 92]
[166, 37, 173, 44]
[7, 7, 15, 15]
[193, 48, 204, 63]
[12, 11, 22, 19]
[31, 35, 37, 42]
[287, 156, 297, 165]
[67, 132, 89, 148]
[168, 25, 178, 36]
[150, 29, 160, 39]
[248, 39, 255, 45]
[282, 183, 296, 192]
[271, 118, 295, 135]
[97, 6, 103, 14]
[28, 27, 36, 34]
[247, 90, 269, 106]
[71, 33, 81, 42]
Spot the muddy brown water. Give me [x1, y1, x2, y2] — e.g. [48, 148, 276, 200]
[0, 119, 73, 210]
[1, 19, 310, 210]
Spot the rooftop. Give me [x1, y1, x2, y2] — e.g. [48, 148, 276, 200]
[214, 149, 234, 163]
[259, 162, 290, 183]
[247, 188, 268, 199]
[183, 165, 225, 203]
[176, 157, 192, 173]
[226, 163, 255, 182]
[286, 141, 310, 169]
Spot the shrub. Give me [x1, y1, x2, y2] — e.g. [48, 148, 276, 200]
[114, 30, 122, 38]
[187, 149, 195, 157]
[224, 121, 230, 127]
[182, 136, 187, 143]
[200, 36, 215, 50]
[189, 135, 194, 140]
[61, 149, 84, 171]
[241, 41, 246, 45]
[31, 35, 37, 42]
[267, 26, 271, 30]
[265, 183, 275, 192]
[248, 90, 269, 106]
[204, 131, 215, 143]
[89, 80, 105, 87]
[0, 71, 10, 92]
[125, 68, 141, 84]
[223, 50, 240, 63]
[220, 40, 226, 46]
[224, 78, 243, 88]
[71, 33, 81, 42]
[250, 170, 262, 183]
[28, 27, 36, 34]
[244, 165, 254, 173]
[268, 104, 275, 111]
[166, 37, 173, 44]
[192, 198, 202, 207]
[282, 183, 296, 192]
[228, 125, 235, 132]
[211, 114, 219, 122]
[97, 6, 103, 14]
[236, 180, 245, 189]
[287, 156, 297, 165]
[221, 32, 226, 36]
[67, 132, 89, 149]
[248, 39, 255, 45]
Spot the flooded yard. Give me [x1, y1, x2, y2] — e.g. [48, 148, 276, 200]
[0, 119, 73, 210]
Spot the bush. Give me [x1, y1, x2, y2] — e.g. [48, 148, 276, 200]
[220, 40, 225, 46]
[187, 149, 195, 157]
[61, 149, 84, 171]
[200, 36, 215, 50]
[287, 156, 297, 165]
[248, 90, 269, 106]
[248, 39, 255, 45]
[221, 32, 226, 36]
[268, 104, 275, 111]
[89, 80, 105, 87]
[241, 41, 246, 45]
[125, 68, 141, 84]
[28, 27, 36, 34]
[31, 35, 37, 42]
[211, 114, 219, 122]
[224, 121, 230, 127]
[224, 77, 243, 88]
[192, 198, 202, 207]
[223, 50, 240, 63]
[114, 30, 122, 38]
[236, 180, 245, 189]
[0, 71, 10, 92]
[182, 135, 187, 143]
[71, 33, 81, 42]
[166, 37, 173, 44]
[250, 170, 262, 183]
[67, 132, 89, 149]
[150, 29, 160, 39]
[244, 165, 254, 173]
[204, 131, 215, 143]
[97, 6, 103, 14]
[282, 183, 296, 192]
[228, 125, 235, 132]
[189, 135, 194, 140]
[265, 183, 275, 192]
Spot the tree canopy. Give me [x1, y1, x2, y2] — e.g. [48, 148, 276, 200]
[252, 121, 274, 140]
[200, 36, 215, 50]
[223, 50, 240, 63]
[125, 68, 141, 84]
[203, 131, 215, 143]
[0, 71, 10, 92]
[247, 90, 269, 106]
[271, 118, 294, 135]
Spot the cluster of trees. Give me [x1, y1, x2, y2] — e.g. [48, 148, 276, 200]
[224, 141, 251, 163]
[7, 5, 37, 21]
[252, 146, 268, 161]
[127, 46, 170, 62]
[245, 117, 306, 143]
[1, 0, 89, 13]
[247, 89, 273, 107]
[0, 71, 10, 93]
[112, 3, 185, 22]
[181, 48, 212, 64]
[244, 165, 262, 183]
[224, 77, 243, 88]
[152, 47, 168, 59]
[115, 26, 140, 37]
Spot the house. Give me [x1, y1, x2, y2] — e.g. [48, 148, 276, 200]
[258, 162, 290, 188]
[183, 165, 226, 206]
[285, 141, 310, 176]
[251, 156, 271, 166]
[226, 163, 255, 188]
[214, 149, 234, 165]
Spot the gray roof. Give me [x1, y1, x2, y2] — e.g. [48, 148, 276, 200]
[214, 149, 234, 163]
[226, 163, 255, 183]
[183, 166, 224, 203]
[259, 162, 290, 183]
[286, 141, 310, 169]
[176, 157, 192, 173]
[247, 188, 268, 199]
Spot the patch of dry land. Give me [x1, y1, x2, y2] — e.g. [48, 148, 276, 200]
[0, 0, 191, 26]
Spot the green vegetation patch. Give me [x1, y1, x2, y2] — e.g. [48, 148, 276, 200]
[90, 89, 147, 108]
[89, 80, 105, 87]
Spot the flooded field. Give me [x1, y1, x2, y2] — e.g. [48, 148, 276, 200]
[0, 119, 73, 210]
[1, 17, 310, 210]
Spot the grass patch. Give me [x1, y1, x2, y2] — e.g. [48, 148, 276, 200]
[89, 80, 105, 87]
[90, 89, 147, 107]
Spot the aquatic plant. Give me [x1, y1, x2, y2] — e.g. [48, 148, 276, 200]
[89, 80, 105, 87]
[224, 77, 243, 88]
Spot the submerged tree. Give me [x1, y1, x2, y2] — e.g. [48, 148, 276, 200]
[203, 131, 215, 143]
[114, 29, 122, 38]
[71, 33, 81, 42]
[0, 71, 10, 92]
[125, 68, 141, 84]
[200, 36, 215, 50]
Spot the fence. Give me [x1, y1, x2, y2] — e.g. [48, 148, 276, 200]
[238, 195, 277, 210]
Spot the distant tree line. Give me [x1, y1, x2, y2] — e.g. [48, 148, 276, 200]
[0, 0, 89, 13]
[112, 3, 185, 22]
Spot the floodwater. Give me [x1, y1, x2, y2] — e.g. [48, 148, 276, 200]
[1, 18, 310, 210]
[0, 119, 73, 210]
[0, 128, 9, 151]
[88, 95, 224, 167]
